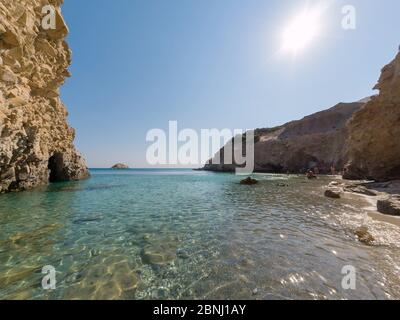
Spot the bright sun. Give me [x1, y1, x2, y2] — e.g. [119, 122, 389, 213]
[281, 7, 323, 56]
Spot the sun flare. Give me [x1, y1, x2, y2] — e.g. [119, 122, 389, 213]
[281, 6, 323, 56]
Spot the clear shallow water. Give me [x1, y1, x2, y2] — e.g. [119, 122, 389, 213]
[1, 169, 400, 300]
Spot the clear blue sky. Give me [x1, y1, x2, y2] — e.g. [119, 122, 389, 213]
[61, 0, 400, 168]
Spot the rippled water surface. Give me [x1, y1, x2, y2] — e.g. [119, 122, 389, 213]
[1, 169, 400, 300]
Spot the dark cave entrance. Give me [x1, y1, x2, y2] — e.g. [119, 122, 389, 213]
[48, 153, 65, 182]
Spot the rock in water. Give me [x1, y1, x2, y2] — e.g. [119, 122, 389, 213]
[354, 226, 375, 245]
[0, 1, 89, 193]
[377, 197, 400, 216]
[240, 177, 258, 185]
[324, 189, 341, 199]
[112, 163, 129, 169]
[344, 51, 400, 181]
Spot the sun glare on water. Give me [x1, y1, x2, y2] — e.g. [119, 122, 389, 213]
[281, 6, 324, 56]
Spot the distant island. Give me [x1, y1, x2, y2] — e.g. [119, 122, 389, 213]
[111, 163, 130, 169]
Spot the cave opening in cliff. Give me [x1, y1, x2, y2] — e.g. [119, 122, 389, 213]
[48, 153, 65, 182]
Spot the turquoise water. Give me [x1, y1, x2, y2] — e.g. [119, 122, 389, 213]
[1, 169, 400, 300]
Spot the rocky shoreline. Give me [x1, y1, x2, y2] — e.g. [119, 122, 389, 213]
[325, 179, 400, 217]
[323, 178, 400, 245]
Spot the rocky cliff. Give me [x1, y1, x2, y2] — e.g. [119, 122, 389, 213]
[0, 0, 89, 193]
[344, 52, 400, 181]
[203, 101, 365, 174]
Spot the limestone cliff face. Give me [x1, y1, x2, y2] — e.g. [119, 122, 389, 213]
[344, 52, 400, 181]
[0, 0, 89, 192]
[203, 102, 364, 173]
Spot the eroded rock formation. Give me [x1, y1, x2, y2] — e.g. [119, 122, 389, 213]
[344, 52, 400, 181]
[0, 0, 89, 192]
[203, 101, 364, 173]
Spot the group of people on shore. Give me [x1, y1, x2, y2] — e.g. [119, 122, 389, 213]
[284, 165, 342, 179]
[305, 165, 339, 179]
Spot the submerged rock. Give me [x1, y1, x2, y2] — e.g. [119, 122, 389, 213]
[354, 226, 375, 245]
[240, 177, 258, 185]
[377, 196, 400, 216]
[176, 249, 190, 260]
[112, 271, 139, 292]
